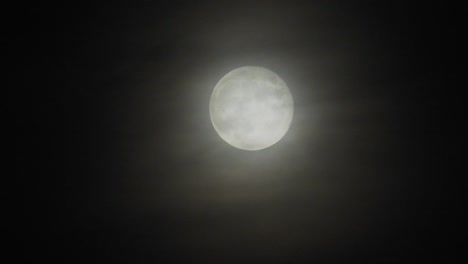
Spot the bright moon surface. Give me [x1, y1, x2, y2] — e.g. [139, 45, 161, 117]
[210, 66, 294, 151]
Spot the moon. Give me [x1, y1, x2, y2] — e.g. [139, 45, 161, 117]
[209, 66, 294, 151]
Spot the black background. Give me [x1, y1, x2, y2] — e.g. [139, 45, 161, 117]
[11, 1, 454, 263]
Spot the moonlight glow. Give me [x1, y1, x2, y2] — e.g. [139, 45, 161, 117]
[210, 66, 294, 151]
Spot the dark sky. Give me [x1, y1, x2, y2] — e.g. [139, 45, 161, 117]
[11, 1, 453, 263]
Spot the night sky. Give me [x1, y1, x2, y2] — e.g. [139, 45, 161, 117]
[12, 1, 453, 263]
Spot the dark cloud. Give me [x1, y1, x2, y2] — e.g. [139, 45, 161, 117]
[12, 1, 451, 263]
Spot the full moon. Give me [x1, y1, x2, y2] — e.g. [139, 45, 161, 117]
[209, 66, 294, 151]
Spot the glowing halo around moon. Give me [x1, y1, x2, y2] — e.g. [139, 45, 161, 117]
[209, 66, 294, 151]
